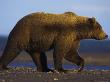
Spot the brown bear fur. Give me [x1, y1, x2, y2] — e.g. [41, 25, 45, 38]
[0, 12, 107, 72]
[64, 11, 77, 16]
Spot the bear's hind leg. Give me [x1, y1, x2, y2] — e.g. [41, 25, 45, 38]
[0, 47, 20, 70]
[65, 51, 84, 72]
[40, 52, 53, 72]
[28, 51, 44, 72]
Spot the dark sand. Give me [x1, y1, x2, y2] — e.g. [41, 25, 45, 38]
[0, 67, 110, 82]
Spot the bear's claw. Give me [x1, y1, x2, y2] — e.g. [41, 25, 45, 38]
[78, 62, 84, 72]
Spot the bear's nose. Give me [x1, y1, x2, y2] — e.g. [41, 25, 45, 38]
[105, 35, 108, 39]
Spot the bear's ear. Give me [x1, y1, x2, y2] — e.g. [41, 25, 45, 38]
[88, 17, 95, 24]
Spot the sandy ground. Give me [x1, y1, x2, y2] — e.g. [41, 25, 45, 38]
[0, 67, 110, 82]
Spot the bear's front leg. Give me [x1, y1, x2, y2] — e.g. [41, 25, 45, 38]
[65, 50, 84, 72]
[53, 50, 65, 72]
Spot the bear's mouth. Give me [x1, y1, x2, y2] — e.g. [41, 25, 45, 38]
[94, 37, 101, 40]
[92, 37, 100, 40]
[94, 35, 108, 40]
[95, 37, 107, 40]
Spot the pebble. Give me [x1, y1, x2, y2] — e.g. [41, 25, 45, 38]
[53, 78, 58, 80]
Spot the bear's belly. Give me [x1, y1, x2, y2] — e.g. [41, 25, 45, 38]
[29, 37, 54, 51]
[35, 41, 53, 51]
[29, 30, 57, 51]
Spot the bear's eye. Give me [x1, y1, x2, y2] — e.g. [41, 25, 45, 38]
[96, 27, 101, 30]
[95, 22, 102, 30]
[88, 17, 95, 24]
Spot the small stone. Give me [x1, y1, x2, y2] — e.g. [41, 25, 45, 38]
[54, 78, 58, 80]
[54, 70, 60, 73]
[47, 71, 52, 74]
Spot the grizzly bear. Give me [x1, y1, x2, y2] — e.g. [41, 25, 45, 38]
[0, 12, 108, 72]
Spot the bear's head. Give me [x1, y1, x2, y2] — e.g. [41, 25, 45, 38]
[74, 17, 108, 40]
[87, 17, 108, 40]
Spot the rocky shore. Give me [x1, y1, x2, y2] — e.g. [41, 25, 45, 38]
[0, 67, 110, 82]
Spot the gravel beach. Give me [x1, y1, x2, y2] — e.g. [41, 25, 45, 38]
[0, 67, 110, 82]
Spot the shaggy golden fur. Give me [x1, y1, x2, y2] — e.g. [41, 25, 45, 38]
[0, 12, 107, 72]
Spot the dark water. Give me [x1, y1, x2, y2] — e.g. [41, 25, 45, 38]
[9, 61, 110, 70]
